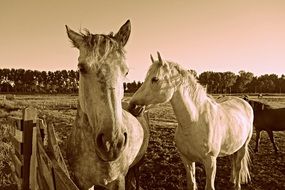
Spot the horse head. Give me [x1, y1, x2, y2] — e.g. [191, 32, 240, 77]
[129, 52, 186, 109]
[66, 20, 131, 161]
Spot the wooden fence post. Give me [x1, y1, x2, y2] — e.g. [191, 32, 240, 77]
[30, 126, 39, 190]
[8, 115, 23, 190]
[22, 107, 37, 190]
[9, 106, 80, 190]
[47, 123, 70, 178]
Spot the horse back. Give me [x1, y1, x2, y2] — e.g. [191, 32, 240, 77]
[219, 97, 254, 121]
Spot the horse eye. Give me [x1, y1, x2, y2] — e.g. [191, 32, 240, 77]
[151, 77, 159, 83]
[78, 63, 87, 74]
[125, 71, 129, 76]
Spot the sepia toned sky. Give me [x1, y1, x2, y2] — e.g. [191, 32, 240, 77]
[1, 0, 285, 81]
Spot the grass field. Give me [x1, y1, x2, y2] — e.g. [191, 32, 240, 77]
[0, 94, 285, 190]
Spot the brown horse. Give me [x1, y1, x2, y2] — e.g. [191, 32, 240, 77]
[248, 99, 285, 153]
[65, 20, 149, 190]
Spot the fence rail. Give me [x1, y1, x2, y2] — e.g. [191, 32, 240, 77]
[8, 107, 79, 190]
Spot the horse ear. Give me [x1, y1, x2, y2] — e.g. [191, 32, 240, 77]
[150, 54, 155, 63]
[65, 25, 84, 48]
[115, 20, 131, 47]
[157, 52, 163, 63]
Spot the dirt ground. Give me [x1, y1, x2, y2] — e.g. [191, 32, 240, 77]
[0, 95, 285, 190]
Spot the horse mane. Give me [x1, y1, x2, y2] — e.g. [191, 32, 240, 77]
[75, 29, 125, 61]
[178, 64, 215, 105]
[158, 60, 214, 105]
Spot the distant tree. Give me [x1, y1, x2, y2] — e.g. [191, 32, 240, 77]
[232, 71, 254, 93]
[137, 81, 143, 89]
[199, 71, 226, 93]
[278, 75, 285, 93]
[198, 71, 211, 86]
[246, 76, 259, 93]
[125, 81, 142, 93]
[66, 70, 78, 93]
[37, 71, 48, 93]
[198, 71, 213, 93]
[220, 72, 237, 93]
[0, 81, 13, 92]
[13, 69, 25, 92]
[257, 74, 278, 93]
[212, 72, 222, 93]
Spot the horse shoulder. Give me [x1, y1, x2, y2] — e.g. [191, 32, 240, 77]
[122, 110, 144, 132]
[122, 110, 145, 163]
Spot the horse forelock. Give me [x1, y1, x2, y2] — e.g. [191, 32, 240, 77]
[80, 30, 125, 62]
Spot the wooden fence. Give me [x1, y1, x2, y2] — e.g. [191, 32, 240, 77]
[8, 107, 79, 190]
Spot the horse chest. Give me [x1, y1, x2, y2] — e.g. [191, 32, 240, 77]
[67, 127, 128, 188]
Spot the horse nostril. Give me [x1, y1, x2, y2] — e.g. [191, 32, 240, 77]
[96, 131, 128, 158]
[123, 132, 127, 146]
[117, 132, 128, 150]
[96, 133, 104, 148]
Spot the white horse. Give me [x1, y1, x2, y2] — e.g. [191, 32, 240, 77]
[65, 20, 149, 190]
[129, 52, 253, 190]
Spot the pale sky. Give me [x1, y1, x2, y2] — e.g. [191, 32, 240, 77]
[1, 0, 285, 81]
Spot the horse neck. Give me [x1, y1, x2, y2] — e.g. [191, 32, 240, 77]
[170, 77, 208, 124]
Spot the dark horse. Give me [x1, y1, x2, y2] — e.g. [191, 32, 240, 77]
[247, 99, 285, 153]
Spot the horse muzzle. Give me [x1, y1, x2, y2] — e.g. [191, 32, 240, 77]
[95, 131, 127, 162]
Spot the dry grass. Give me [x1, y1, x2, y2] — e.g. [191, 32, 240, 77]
[0, 94, 285, 190]
[0, 122, 14, 188]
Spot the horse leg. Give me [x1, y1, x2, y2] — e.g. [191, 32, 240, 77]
[109, 175, 125, 190]
[180, 155, 197, 190]
[267, 130, 279, 153]
[230, 152, 237, 184]
[233, 143, 251, 190]
[126, 165, 141, 190]
[203, 156, 217, 190]
[126, 167, 135, 190]
[233, 149, 243, 190]
[254, 129, 261, 152]
[134, 166, 140, 190]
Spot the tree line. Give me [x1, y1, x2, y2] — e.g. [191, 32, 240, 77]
[0, 68, 142, 94]
[1, 68, 285, 94]
[198, 70, 285, 94]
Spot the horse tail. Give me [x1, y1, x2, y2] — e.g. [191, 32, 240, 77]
[238, 101, 253, 184]
[240, 144, 251, 184]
